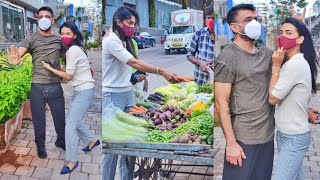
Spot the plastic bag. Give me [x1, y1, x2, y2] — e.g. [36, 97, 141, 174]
[206, 66, 214, 82]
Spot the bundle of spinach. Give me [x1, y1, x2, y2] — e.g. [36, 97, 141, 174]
[196, 83, 213, 94]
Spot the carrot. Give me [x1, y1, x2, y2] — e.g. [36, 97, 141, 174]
[129, 108, 141, 113]
[176, 75, 194, 82]
[139, 106, 148, 111]
[133, 105, 145, 111]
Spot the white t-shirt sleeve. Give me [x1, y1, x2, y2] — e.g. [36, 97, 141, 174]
[272, 62, 301, 100]
[66, 46, 81, 75]
[104, 36, 134, 64]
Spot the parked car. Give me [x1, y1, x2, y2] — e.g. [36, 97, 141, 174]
[133, 32, 156, 49]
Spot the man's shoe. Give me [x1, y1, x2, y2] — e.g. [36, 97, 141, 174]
[37, 146, 47, 159]
[60, 162, 79, 174]
[55, 141, 66, 151]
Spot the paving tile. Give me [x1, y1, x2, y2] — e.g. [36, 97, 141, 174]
[14, 147, 31, 155]
[18, 176, 39, 180]
[23, 134, 34, 141]
[14, 165, 35, 176]
[0, 174, 20, 180]
[30, 157, 48, 168]
[69, 172, 89, 180]
[88, 174, 102, 180]
[13, 140, 30, 147]
[32, 167, 52, 179]
[50, 168, 70, 180]
[0, 163, 17, 174]
[15, 133, 27, 140]
[78, 154, 92, 163]
[46, 159, 65, 169]
[81, 163, 99, 174]
[46, 150, 60, 159]
[15, 155, 33, 165]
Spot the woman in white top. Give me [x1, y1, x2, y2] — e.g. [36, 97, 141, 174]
[269, 17, 318, 180]
[102, 6, 180, 180]
[42, 21, 100, 174]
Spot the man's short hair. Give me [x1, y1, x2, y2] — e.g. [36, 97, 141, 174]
[205, 4, 214, 17]
[38, 6, 54, 17]
[226, 4, 256, 25]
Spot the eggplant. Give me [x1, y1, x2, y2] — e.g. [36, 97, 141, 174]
[174, 122, 181, 127]
[180, 117, 186, 123]
[159, 114, 167, 120]
[169, 106, 175, 113]
[149, 94, 163, 101]
[155, 92, 166, 98]
[154, 118, 161, 125]
[174, 109, 181, 115]
[165, 111, 173, 119]
[159, 125, 167, 130]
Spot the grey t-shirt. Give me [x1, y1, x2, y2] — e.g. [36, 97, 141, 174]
[21, 32, 62, 83]
[215, 43, 275, 144]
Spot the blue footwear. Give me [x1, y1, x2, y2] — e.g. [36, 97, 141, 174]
[60, 162, 78, 174]
[82, 140, 100, 152]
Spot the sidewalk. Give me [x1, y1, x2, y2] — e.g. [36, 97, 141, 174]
[213, 93, 320, 180]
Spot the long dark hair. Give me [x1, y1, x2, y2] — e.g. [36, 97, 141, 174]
[59, 21, 84, 47]
[283, 17, 318, 93]
[112, 6, 139, 58]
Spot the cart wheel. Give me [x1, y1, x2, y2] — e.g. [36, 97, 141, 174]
[159, 159, 173, 177]
[134, 157, 161, 180]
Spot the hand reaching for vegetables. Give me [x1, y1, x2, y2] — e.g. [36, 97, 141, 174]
[160, 68, 180, 83]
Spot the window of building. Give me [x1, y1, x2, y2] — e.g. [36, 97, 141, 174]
[0, 2, 24, 43]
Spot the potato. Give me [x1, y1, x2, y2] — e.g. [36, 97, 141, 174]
[193, 142, 200, 145]
[186, 129, 195, 136]
[171, 136, 180, 143]
[188, 140, 193, 144]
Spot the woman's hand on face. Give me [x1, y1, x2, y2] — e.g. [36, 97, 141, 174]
[272, 47, 285, 67]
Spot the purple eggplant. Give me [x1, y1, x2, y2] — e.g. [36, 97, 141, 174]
[165, 111, 173, 119]
[174, 122, 182, 127]
[159, 114, 167, 120]
[167, 123, 173, 128]
[159, 125, 167, 130]
[154, 118, 162, 125]
[180, 117, 186, 123]
[169, 106, 175, 112]
[174, 109, 181, 115]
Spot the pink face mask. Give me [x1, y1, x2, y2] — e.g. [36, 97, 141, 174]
[61, 37, 74, 47]
[206, 19, 214, 29]
[277, 35, 298, 50]
[121, 24, 136, 37]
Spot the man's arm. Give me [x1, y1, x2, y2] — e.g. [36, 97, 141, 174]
[215, 82, 246, 166]
[187, 31, 207, 71]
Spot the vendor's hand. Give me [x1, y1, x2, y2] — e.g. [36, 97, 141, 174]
[41, 61, 53, 71]
[7, 45, 22, 65]
[292, 5, 306, 24]
[160, 68, 180, 83]
[137, 74, 147, 82]
[199, 61, 208, 72]
[272, 47, 285, 67]
[308, 108, 318, 125]
[226, 142, 246, 167]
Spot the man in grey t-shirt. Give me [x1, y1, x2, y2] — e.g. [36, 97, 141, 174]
[214, 4, 275, 179]
[8, 6, 65, 159]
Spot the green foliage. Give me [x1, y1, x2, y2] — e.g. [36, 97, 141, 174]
[0, 54, 32, 123]
[88, 42, 99, 48]
[149, 0, 156, 28]
[268, 0, 308, 34]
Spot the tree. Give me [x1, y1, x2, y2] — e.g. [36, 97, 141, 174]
[182, 0, 188, 9]
[148, 0, 156, 28]
[267, 0, 307, 47]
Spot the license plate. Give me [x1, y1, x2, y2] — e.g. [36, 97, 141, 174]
[172, 43, 182, 47]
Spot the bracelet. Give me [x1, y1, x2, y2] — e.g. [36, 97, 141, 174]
[156, 67, 160, 75]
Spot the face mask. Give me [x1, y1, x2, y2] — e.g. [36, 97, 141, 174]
[38, 17, 52, 31]
[61, 37, 74, 47]
[121, 24, 135, 37]
[237, 19, 261, 40]
[206, 19, 214, 29]
[277, 35, 298, 50]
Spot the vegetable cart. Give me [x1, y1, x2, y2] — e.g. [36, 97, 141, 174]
[102, 141, 214, 179]
[102, 82, 214, 179]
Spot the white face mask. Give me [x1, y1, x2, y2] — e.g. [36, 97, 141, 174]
[38, 17, 52, 31]
[236, 19, 261, 40]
